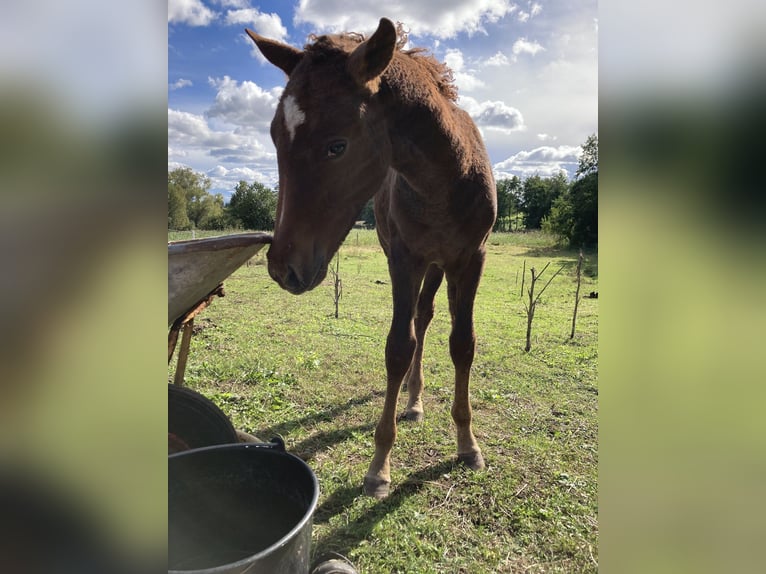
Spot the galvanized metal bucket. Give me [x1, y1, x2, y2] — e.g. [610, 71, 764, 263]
[168, 440, 318, 574]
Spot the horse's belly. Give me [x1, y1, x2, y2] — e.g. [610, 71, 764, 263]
[379, 170, 493, 266]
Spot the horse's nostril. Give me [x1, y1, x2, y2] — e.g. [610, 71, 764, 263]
[284, 264, 304, 291]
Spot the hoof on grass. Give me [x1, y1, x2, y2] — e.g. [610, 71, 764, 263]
[401, 410, 424, 423]
[363, 475, 391, 499]
[458, 451, 486, 471]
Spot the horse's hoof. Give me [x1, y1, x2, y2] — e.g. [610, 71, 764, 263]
[402, 410, 424, 423]
[363, 475, 390, 499]
[458, 451, 486, 471]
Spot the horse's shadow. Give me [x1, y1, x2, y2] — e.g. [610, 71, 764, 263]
[293, 422, 376, 463]
[253, 391, 378, 441]
[246, 392, 383, 465]
[252, 393, 459, 561]
[311, 458, 459, 562]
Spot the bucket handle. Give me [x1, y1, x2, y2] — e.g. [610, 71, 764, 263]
[244, 436, 286, 452]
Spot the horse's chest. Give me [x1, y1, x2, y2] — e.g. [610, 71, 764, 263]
[389, 196, 470, 262]
[380, 170, 490, 264]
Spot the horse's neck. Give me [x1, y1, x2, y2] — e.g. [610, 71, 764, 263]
[378, 84, 471, 189]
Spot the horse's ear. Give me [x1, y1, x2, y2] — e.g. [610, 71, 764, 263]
[245, 29, 302, 76]
[347, 18, 397, 92]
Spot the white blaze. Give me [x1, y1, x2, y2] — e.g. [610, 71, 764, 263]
[282, 95, 305, 142]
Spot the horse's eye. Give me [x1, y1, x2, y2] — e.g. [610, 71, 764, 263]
[326, 140, 347, 158]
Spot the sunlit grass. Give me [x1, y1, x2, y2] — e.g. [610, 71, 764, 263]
[169, 229, 598, 573]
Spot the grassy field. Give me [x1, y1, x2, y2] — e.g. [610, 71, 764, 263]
[169, 229, 598, 573]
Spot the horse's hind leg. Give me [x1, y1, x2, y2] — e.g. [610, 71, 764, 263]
[364, 254, 427, 498]
[446, 249, 487, 471]
[402, 264, 444, 422]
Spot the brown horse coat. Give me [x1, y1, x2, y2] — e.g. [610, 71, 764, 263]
[247, 18, 497, 498]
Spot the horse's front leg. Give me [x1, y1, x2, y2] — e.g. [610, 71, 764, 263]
[363, 253, 427, 499]
[447, 249, 487, 471]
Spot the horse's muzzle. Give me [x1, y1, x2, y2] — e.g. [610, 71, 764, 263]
[267, 249, 327, 295]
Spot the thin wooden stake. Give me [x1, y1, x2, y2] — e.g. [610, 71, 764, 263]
[520, 259, 526, 298]
[570, 250, 584, 339]
[330, 252, 342, 318]
[523, 262, 565, 352]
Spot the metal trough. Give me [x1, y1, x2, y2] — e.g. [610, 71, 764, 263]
[168, 232, 272, 326]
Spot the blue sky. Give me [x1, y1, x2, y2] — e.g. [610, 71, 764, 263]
[168, 0, 598, 198]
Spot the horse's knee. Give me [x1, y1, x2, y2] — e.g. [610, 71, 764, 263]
[449, 329, 476, 369]
[386, 327, 416, 378]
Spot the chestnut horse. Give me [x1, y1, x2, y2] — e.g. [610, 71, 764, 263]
[247, 18, 497, 498]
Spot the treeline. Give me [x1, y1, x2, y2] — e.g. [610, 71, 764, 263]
[169, 133, 596, 246]
[494, 133, 598, 247]
[168, 167, 277, 231]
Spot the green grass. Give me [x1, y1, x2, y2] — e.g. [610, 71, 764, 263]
[169, 229, 598, 573]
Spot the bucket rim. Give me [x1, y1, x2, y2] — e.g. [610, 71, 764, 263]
[168, 442, 319, 574]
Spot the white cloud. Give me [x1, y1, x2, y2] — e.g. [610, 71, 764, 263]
[169, 109, 215, 142]
[455, 72, 485, 92]
[294, 0, 517, 39]
[484, 51, 510, 66]
[168, 107, 277, 193]
[479, 7, 596, 160]
[512, 38, 545, 56]
[168, 0, 217, 26]
[444, 48, 465, 72]
[444, 48, 485, 91]
[206, 76, 281, 128]
[517, 1, 542, 24]
[494, 144, 580, 178]
[207, 165, 276, 192]
[169, 78, 193, 91]
[459, 96, 525, 133]
[212, 0, 250, 7]
[537, 133, 558, 142]
[224, 9, 288, 42]
[499, 145, 581, 164]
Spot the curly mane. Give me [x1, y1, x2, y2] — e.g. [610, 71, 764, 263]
[305, 22, 458, 102]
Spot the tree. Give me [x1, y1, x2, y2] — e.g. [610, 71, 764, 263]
[568, 171, 597, 246]
[168, 167, 218, 229]
[544, 134, 598, 246]
[577, 133, 598, 179]
[545, 192, 574, 240]
[227, 180, 277, 230]
[358, 198, 376, 228]
[196, 193, 228, 229]
[520, 172, 567, 230]
[168, 181, 190, 230]
[494, 176, 522, 231]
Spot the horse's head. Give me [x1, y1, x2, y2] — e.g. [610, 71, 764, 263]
[246, 18, 397, 294]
